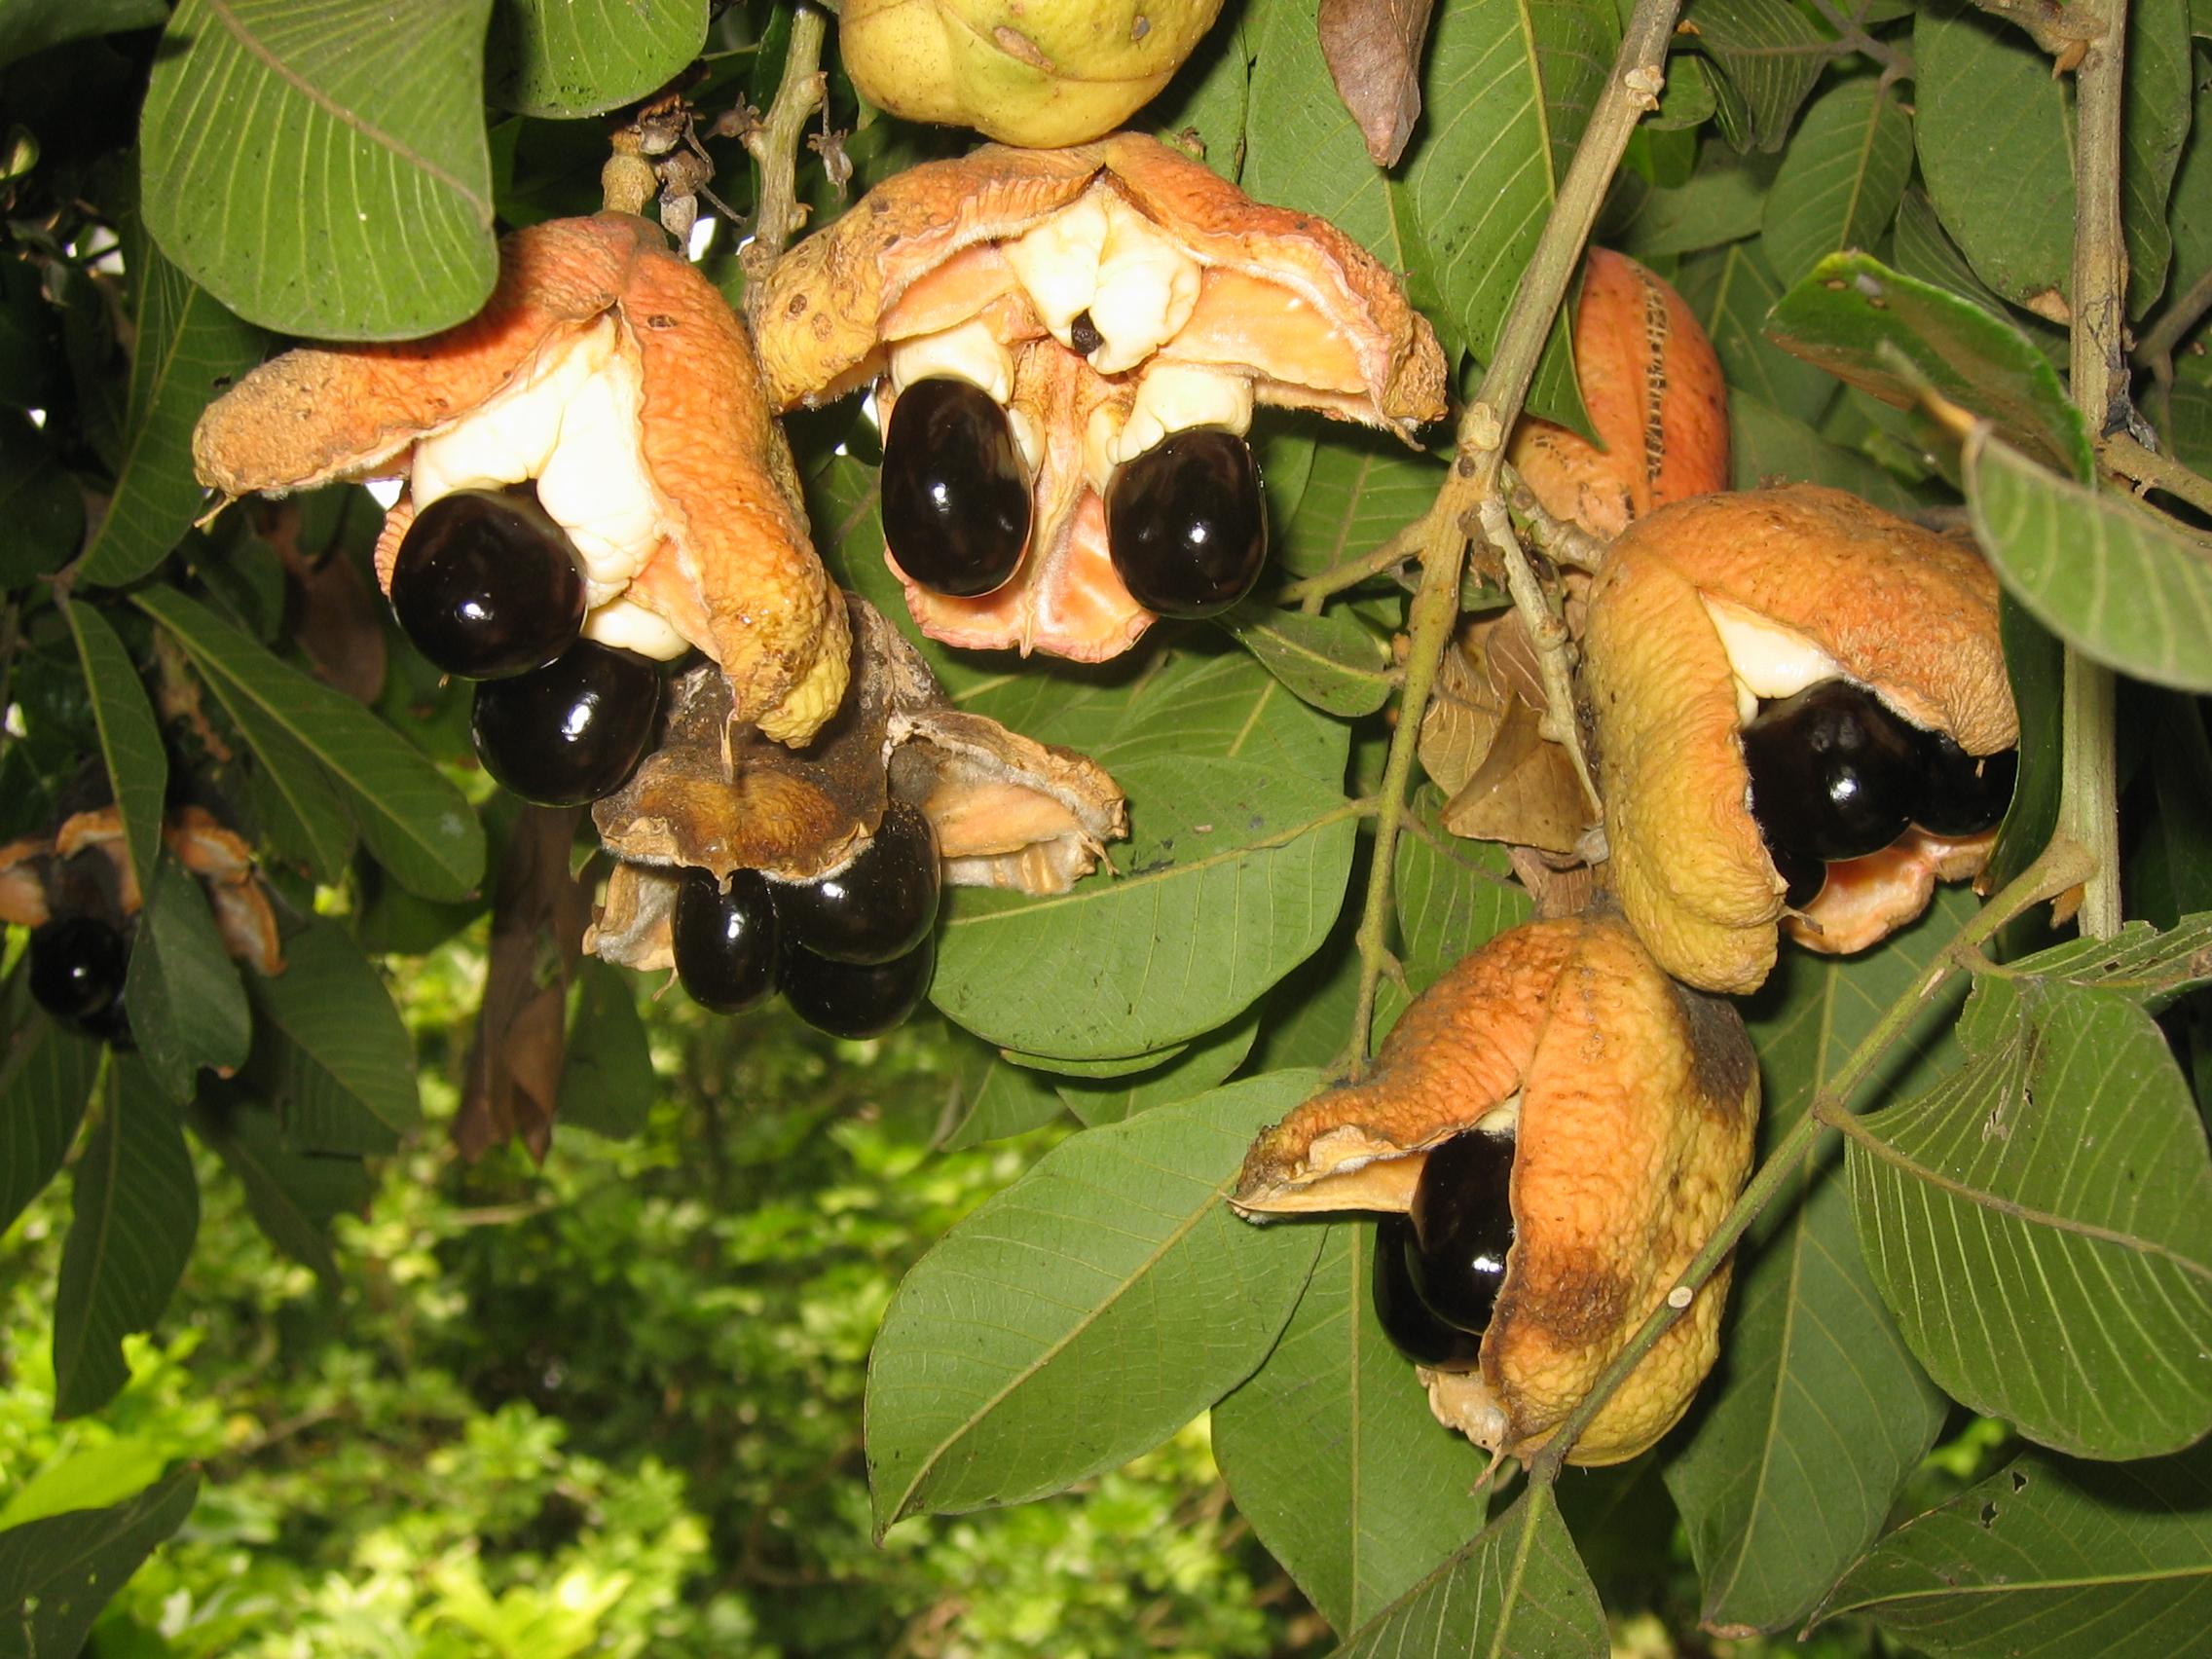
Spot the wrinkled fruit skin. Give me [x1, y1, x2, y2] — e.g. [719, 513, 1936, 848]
[1105, 427, 1266, 618]
[773, 800, 943, 965]
[882, 378, 1032, 597]
[839, 0, 1229, 147]
[781, 933, 937, 1040]
[389, 487, 587, 679]
[28, 916, 129, 1028]
[1233, 911, 1758, 1466]
[471, 642, 665, 807]
[673, 868, 781, 1014]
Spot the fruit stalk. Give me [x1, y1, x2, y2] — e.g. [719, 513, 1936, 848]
[740, 6, 830, 293]
[1341, 0, 1682, 1071]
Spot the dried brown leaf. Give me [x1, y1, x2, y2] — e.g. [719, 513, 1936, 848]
[1318, 0, 1436, 166]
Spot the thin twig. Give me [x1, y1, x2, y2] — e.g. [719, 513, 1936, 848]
[1497, 461, 1610, 573]
[2100, 430, 2212, 521]
[1809, 0, 1912, 83]
[1279, 522, 1424, 611]
[739, 6, 829, 295]
[1337, 0, 1680, 1075]
[2132, 261, 2212, 398]
[1475, 493, 1603, 814]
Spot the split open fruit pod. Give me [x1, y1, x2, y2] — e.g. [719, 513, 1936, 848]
[1581, 485, 2018, 995]
[1231, 909, 1758, 1466]
[839, 0, 1229, 148]
[751, 132, 1447, 659]
[1507, 248, 1730, 540]
[585, 593, 1127, 975]
[193, 212, 848, 747]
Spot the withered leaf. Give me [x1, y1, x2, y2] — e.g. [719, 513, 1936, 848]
[1419, 612, 1590, 857]
[1318, 0, 1437, 167]
[251, 498, 387, 707]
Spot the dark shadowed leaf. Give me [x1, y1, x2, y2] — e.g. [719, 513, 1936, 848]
[1888, 188, 2067, 368]
[1688, 0, 1834, 151]
[1214, 1220, 1493, 1635]
[486, 0, 708, 118]
[54, 1056, 200, 1419]
[1676, 237, 1838, 425]
[1617, 139, 1775, 258]
[246, 918, 422, 1156]
[1217, 602, 1393, 716]
[1325, 1483, 1608, 1658]
[1817, 1444, 2212, 1654]
[1055, 1011, 1260, 1125]
[554, 958, 656, 1141]
[140, 0, 498, 339]
[199, 665, 359, 888]
[866, 1072, 1327, 1531]
[1392, 792, 1531, 996]
[137, 586, 483, 900]
[1727, 390, 1922, 508]
[74, 240, 262, 587]
[1665, 892, 1972, 1634]
[0, 410, 85, 586]
[1965, 430, 2212, 692]
[193, 1088, 372, 1290]
[1317, 0, 1435, 166]
[123, 858, 252, 1103]
[1848, 980, 2212, 1459]
[1761, 76, 1914, 285]
[60, 597, 166, 894]
[0, 1012, 102, 1236]
[0, 1467, 199, 1658]
[1148, 14, 1252, 179]
[936, 1025, 1069, 1149]
[0, 0, 166, 71]
[1980, 593, 2066, 896]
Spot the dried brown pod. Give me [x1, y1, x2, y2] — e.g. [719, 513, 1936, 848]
[585, 594, 1127, 972]
[1508, 248, 1730, 540]
[193, 213, 847, 746]
[1232, 909, 1758, 1466]
[1581, 485, 2016, 994]
[751, 132, 1447, 659]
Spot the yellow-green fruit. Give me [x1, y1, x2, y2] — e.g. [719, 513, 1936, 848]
[839, 0, 1226, 147]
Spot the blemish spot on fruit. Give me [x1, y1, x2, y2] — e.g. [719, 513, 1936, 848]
[992, 24, 1054, 70]
[1131, 15, 1151, 40]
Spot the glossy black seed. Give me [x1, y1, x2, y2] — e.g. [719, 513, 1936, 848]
[470, 641, 663, 807]
[28, 916, 129, 1025]
[1769, 838, 1827, 909]
[881, 378, 1031, 598]
[389, 488, 587, 679]
[1105, 427, 1268, 619]
[1741, 679, 1922, 864]
[673, 868, 780, 1014]
[1407, 1126, 1515, 1336]
[780, 932, 935, 1041]
[79, 986, 133, 1049]
[773, 800, 940, 966]
[1914, 734, 2017, 837]
[1068, 310, 1102, 356]
[1373, 1213, 1484, 1372]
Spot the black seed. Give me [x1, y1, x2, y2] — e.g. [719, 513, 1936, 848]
[389, 487, 586, 679]
[28, 916, 129, 1026]
[1105, 427, 1267, 618]
[1768, 838, 1827, 909]
[1407, 1126, 1515, 1336]
[772, 800, 940, 966]
[1914, 733, 2016, 837]
[1373, 1213, 1484, 1372]
[881, 378, 1031, 598]
[1741, 679, 1922, 864]
[673, 868, 780, 1014]
[780, 932, 935, 1040]
[470, 641, 663, 807]
[1068, 310, 1102, 356]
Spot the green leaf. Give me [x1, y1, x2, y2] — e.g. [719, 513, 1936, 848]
[54, 1057, 200, 1419]
[1148, 13, 1252, 180]
[1817, 1444, 2212, 1653]
[1324, 1484, 1608, 1658]
[137, 585, 483, 900]
[1003, 1044, 1185, 1080]
[1213, 1220, 1493, 1636]
[1848, 981, 2212, 1459]
[139, 0, 498, 339]
[60, 598, 166, 894]
[1761, 76, 1914, 285]
[1676, 237, 1838, 425]
[123, 858, 253, 1102]
[1980, 593, 2066, 896]
[201, 667, 359, 887]
[192, 1090, 371, 1290]
[245, 918, 422, 1155]
[74, 240, 262, 587]
[553, 958, 655, 1141]
[1766, 252, 2092, 480]
[0, 1468, 199, 1658]
[937, 1025, 1069, 1149]
[1689, 0, 1834, 152]
[1889, 188, 2066, 367]
[1665, 893, 1968, 1635]
[1965, 913, 2212, 1017]
[0, 411, 85, 586]
[866, 1072, 1327, 1531]
[1216, 602, 1393, 716]
[2124, 0, 2195, 317]
[1727, 389, 1922, 508]
[0, 1435, 175, 1530]
[0, 0, 166, 71]
[933, 754, 1358, 1059]
[486, 0, 708, 118]
[1964, 431, 2212, 692]
[1275, 431, 1443, 582]
[1392, 793, 1531, 997]
[1616, 139, 1776, 258]
[1054, 1012, 1260, 1126]
[0, 1013, 102, 1236]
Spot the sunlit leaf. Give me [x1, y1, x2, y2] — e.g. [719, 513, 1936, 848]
[0, 1012, 102, 1236]
[123, 858, 252, 1103]
[60, 598, 166, 895]
[1275, 431, 1442, 582]
[0, 0, 166, 71]
[0, 1468, 199, 1657]
[1962, 913, 2212, 1021]
[1761, 76, 1913, 285]
[140, 0, 498, 339]
[485, 0, 708, 118]
[1848, 980, 2212, 1459]
[54, 1056, 200, 1419]
[866, 1072, 1327, 1531]
[1965, 431, 2212, 692]
[1213, 1220, 1493, 1635]
[246, 918, 422, 1156]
